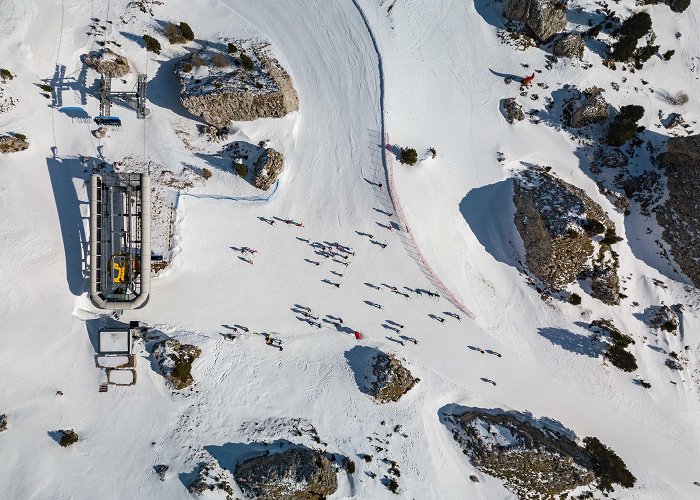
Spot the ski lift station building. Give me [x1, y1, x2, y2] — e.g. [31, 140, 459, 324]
[90, 173, 151, 309]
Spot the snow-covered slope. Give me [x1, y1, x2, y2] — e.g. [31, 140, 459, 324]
[1, 0, 699, 498]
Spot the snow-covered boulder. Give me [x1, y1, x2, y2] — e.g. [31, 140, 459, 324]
[253, 147, 284, 191]
[442, 409, 597, 498]
[504, 0, 568, 42]
[152, 339, 201, 390]
[501, 97, 525, 124]
[82, 48, 131, 77]
[657, 135, 700, 287]
[570, 94, 609, 128]
[553, 33, 584, 59]
[513, 167, 614, 290]
[175, 44, 299, 128]
[0, 133, 28, 153]
[233, 447, 338, 499]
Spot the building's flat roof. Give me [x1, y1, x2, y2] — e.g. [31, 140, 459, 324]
[108, 369, 135, 385]
[98, 328, 131, 354]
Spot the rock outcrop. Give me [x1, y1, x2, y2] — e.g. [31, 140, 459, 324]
[175, 45, 299, 128]
[644, 304, 680, 332]
[152, 339, 201, 390]
[93, 126, 108, 139]
[234, 447, 338, 500]
[442, 409, 596, 498]
[82, 49, 131, 77]
[513, 168, 615, 291]
[504, 0, 568, 42]
[657, 135, 700, 287]
[0, 414, 7, 432]
[0, 133, 28, 153]
[501, 98, 525, 124]
[570, 94, 609, 128]
[553, 33, 584, 59]
[188, 461, 234, 498]
[366, 352, 419, 403]
[253, 148, 284, 190]
[590, 262, 620, 305]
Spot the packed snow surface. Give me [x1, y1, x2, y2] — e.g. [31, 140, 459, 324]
[1, 0, 700, 499]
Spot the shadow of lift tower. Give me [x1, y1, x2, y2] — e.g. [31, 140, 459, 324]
[95, 73, 149, 126]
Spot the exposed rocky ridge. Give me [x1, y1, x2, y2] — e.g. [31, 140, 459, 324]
[367, 352, 419, 403]
[188, 461, 234, 499]
[644, 304, 680, 332]
[253, 147, 285, 190]
[657, 135, 700, 287]
[570, 93, 609, 128]
[590, 260, 621, 305]
[553, 33, 584, 59]
[175, 44, 299, 128]
[0, 133, 28, 153]
[501, 97, 525, 124]
[81, 48, 131, 77]
[233, 447, 338, 500]
[443, 409, 595, 497]
[513, 168, 615, 292]
[504, 0, 568, 42]
[152, 339, 201, 389]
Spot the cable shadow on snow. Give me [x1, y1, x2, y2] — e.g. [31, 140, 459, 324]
[46, 156, 90, 295]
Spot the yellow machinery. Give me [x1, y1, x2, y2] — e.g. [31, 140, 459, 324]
[110, 254, 131, 284]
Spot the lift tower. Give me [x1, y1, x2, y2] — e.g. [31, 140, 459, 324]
[95, 73, 149, 125]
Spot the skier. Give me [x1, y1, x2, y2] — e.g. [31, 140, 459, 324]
[408, 338, 418, 345]
[379, 243, 387, 249]
[240, 326, 250, 332]
[354, 331, 362, 340]
[333, 282, 340, 288]
[268, 219, 276, 226]
[437, 317, 445, 324]
[395, 323, 405, 329]
[521, 72, 535, 86]
[340, 261, 349, 267]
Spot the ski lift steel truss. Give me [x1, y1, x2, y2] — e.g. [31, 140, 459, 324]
[98, 73, 149, 119]
[90, 173, 151, 309]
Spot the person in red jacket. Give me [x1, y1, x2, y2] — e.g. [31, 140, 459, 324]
[521, 73, 535, 86]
